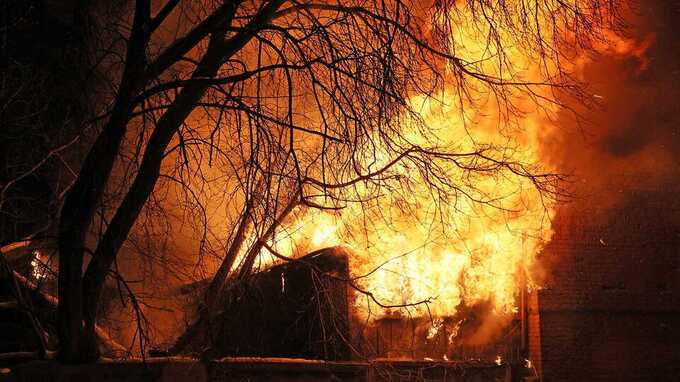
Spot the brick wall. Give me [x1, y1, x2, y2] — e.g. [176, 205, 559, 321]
[530, 188, 680, 380]
[527, 290, 542, 379]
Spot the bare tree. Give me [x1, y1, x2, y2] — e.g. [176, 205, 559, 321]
[40, 0, 622, 363]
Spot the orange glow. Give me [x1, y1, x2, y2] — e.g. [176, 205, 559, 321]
[262, 95, 555, 321]
[238, 3, 566, 329]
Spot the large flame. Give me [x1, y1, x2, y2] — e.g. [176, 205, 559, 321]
[260, 92, 555, 321]
[239, 3, 564, 324]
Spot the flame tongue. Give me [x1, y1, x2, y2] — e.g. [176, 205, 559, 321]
[240, 1, 564, 326]
[260, 97, 555, 322]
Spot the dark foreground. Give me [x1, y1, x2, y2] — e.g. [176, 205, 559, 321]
[0, 357, 520, 381]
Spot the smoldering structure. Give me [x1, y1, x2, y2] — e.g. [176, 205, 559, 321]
[176, 247, 351, 360]
[172, 246, 527, 366]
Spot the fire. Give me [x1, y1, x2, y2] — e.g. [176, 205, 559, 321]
[30, 250, 47, 280]
[233, 2, 564, 328]
[265, 104, 554, 320]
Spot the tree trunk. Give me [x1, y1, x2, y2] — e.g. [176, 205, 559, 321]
[59, 0, 284, 362]
[206, 192, 300, 312]
[235, 194, 300, 281]
[205, 199, 253, 308]
[80, 32, 229, 359]
[80, 0, 284, 355]
[57, 0, 150, 363]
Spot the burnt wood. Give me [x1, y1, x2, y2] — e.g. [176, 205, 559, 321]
[197, 247, 351, 360]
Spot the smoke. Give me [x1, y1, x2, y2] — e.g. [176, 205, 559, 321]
[537, 1, 680, 282]
[99, 1, 680, 355]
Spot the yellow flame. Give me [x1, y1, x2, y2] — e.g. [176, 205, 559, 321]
[254, 92, 555, 321]
[239, 2, 566, 324]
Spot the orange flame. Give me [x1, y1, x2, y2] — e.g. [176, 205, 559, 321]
[248, 5, 563, 324]
[263, 96, 556, 321]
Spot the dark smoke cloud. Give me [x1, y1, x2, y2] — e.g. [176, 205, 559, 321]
[537, 0, 680, 285]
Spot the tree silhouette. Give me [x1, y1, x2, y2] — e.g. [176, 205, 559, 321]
[1, 0, 621, 363]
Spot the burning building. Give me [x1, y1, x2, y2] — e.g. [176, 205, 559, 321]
[169, 3, 680, 379]
[171, 245, 525, 379]
[3, 0, 680, 381]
